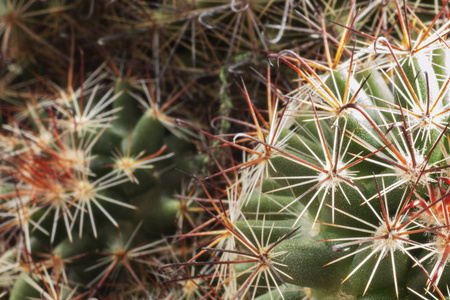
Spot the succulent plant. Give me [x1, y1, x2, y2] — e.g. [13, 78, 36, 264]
[3, 0, 450, 299]
[0, 57, 204, 298]
[158, 2, 450, 300]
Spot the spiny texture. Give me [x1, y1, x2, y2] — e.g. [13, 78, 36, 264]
[162, 2, 450, 300]
[0, 65, 201, 298]
[2, 0, 450, 300]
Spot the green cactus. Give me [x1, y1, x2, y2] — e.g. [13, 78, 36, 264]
[2, 0, 450, 299]
[159, 2, 450, 300]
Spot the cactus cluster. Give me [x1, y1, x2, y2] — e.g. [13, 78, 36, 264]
[2, 0, 450, 299]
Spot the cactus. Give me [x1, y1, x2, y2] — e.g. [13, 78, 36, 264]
[2, 0, 450, 299]
[0, 60, 200, 297]
[160, 2, 450, 300]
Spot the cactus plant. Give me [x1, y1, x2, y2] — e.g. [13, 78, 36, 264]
[0, 55, 202, 298]
[159, 2, 450, 300]
[3, 0, 450, 299]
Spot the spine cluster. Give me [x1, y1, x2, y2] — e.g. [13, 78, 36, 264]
[2, 1, 450, 299]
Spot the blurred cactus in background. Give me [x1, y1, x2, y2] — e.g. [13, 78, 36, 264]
[2, 0, 450, 299]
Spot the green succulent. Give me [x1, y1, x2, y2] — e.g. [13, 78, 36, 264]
[3, 1, 450, 300]
[166, 2, 450, 300]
